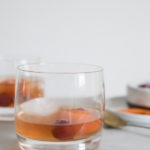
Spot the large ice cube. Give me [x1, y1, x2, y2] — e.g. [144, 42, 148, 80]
[20, 98, 60, 116]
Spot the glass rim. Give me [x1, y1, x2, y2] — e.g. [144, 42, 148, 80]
[17, 62, 103, 74]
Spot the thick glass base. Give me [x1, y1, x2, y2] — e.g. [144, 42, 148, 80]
[17, 134, 101, 150]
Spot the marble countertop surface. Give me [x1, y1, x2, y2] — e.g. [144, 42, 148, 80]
[0, 122, 149, 150]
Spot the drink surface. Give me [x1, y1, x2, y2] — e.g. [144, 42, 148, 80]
[16, 98, 103, 142]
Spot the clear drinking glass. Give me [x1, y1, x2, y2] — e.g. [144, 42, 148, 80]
[15, 63, 105, 150]
[0, 56, 41, 107]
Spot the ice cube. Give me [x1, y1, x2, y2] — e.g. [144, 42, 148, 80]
[20, 98, 60, 116]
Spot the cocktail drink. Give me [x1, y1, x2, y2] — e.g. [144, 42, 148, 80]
[0, 57, 41, 107]
[15, 63, 105, 150]
[0, 77, 15, 107]
[16, 99, 102, 141]
[0, 58, 16, 107]
[0, 77, 43, 107]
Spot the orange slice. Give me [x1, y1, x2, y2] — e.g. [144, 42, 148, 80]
[119, 108, 150, 115]
[52, 109, 101, 140]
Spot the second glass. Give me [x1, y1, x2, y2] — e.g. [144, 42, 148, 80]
[15, 63, 105, 150]
[0, 56, 41, 108]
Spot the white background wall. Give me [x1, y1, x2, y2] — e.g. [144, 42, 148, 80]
[0, 0, 150, 97]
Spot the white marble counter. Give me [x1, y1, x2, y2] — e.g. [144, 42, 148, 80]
[0, 122, 149, 150]
[101, 127, 150, 150]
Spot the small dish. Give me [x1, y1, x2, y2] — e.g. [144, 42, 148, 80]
[127, 81, 150, 108]
[106, 96, 150, 127]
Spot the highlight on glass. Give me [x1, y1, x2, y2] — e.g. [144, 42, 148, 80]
[15, 63, 105, 150]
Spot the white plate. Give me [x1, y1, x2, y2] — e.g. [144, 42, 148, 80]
[106, 96, 150, 127]
[0, 107, 14, 121]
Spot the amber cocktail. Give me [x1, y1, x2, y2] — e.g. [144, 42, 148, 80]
[0, 57, 41, 108]
[0, 77, 43, 107]
[15, 63, 105, 150]
[0, 77, 15, 107]
[16, 99, 102, 142]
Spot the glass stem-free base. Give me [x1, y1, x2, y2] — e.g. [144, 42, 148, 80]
[17, 134, 101, 150]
